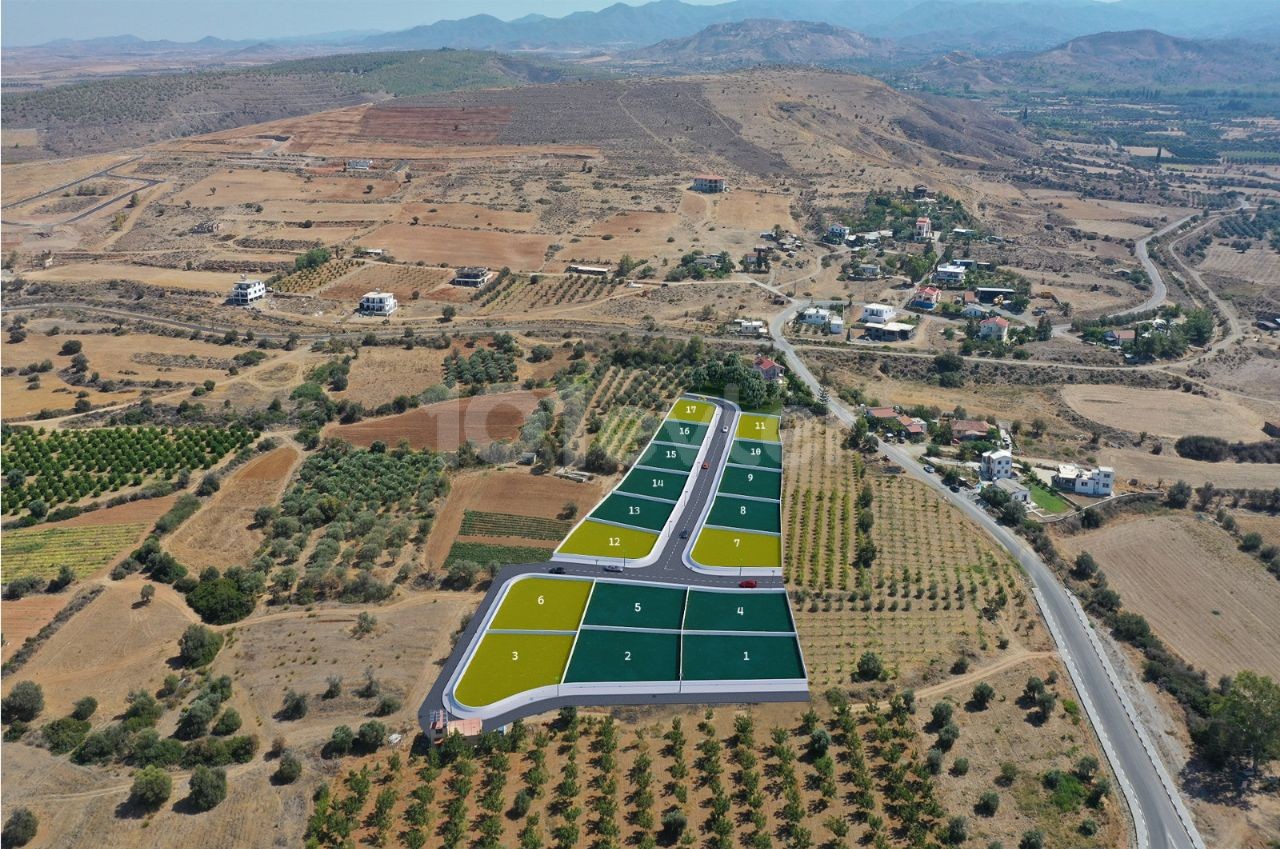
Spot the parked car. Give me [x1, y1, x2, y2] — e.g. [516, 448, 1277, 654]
[603, 563, 624, 573]
[679, 528, 690, 540]
[738, 579, 758, 588]
[701, 461, 710, 470]
[949, 484, 960, 493]
[548, 566, 566, 574]
[722, 425, 729, 433]
[923, 464, 935, 474]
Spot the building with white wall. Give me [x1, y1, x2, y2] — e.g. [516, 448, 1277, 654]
[1053, 464, 1115, 497]
[980, 449, 1015, 481]
[230, 278, 265, 305]
[359, 290, 398, 316]
[861, 303, 896, 324]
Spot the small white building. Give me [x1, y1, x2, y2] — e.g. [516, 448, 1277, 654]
[359, 290, 398, 316]
[961, 304, 988, 319]
[355, 247, 386, 258]
[994, 477, 1031, 504]
[827, 315, 845, 334]
[933, 263, 968, 286]
[452, 266, 493, 287]
[828, 223, 850, 241]
[978, 316, 1010, 341]
[857, 263, 881, 279]
[230, 278, 265, 306]
[346, 159, 373, 171]
[692, 175, 726, 193]
[915, 216, 933, 241]
[980, 449, 1015, 481]
[799, 306, 832, 325]
[1053, 464, 1114, 497]
[731, 318, 767, 336]
[861, 303, 897, 325]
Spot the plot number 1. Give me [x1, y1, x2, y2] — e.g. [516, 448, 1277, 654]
[743, 651, 750, 661]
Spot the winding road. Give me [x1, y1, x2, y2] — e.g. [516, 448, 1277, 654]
[770, 313, 1205, 849]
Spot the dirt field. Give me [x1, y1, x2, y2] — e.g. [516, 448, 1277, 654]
[1, 374, 141, 419]
[166, 445, 300, 571]
[1061, 384, 1274, 442]
[1056, 514, 1280, 680]
[358, 223, 554, 270]
[1199, 243, 1280, 284]
[23, 262, 242, 293]
[319, 263, 453, 303]
[0, 152, 137, 204]
[0, 577, 197, 718]
[709, 189, 797, 230]
[1, 593, 72, 663]
[325, 390, 547, 451]
[1098, 445, 1280, 489]
[396, 200, 540, 230]
[330, 345, 453, 408]
[172, 169, 401, 208]
[424, 466, 609, 566]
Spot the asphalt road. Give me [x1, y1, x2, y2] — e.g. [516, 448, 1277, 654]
[771, 319, 1203, 849]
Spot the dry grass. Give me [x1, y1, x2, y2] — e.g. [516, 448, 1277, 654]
[24, 262, 242, 293]
[1097, 445, 1280, 489]
[359, 223, 554, 270]
[324, 390, 548, 451]
[1061, 384, 1272, 442]
[1055, 513, 1280, 679]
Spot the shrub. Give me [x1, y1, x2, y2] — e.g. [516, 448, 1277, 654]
[952, 757, 970, 776]
[326, 725, 354, 757]
[1019, 830, 1044, 849]
[212, 708, 242, 736]
[130, 765, 173, 810]
[971, 682, 995, 709]
[178, 624, 223, 667]
[187, 765, 227, 811]
[280, 690, 308, 721]
[931, 702, 954, 727]
[71, 696, 98, 721]
[1174, 435, 1231, 462]
[1, 808, 38, 847]
[2, 681, 44, 723]
[357, 721, 387, 752]
[186, 578, 253, 624]
[274, 750, 302, 784]
[42, 716, 90, 754]
[976, 791, 1000, 816]
[661, 810, 687, 840]
[856, 651, 883, 681]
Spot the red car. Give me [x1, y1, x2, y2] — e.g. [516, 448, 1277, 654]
[738, 579, 758, 588]
[701, 461, 710, 470]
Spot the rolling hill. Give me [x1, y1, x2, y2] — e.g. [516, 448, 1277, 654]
[911, 29, 1280, 92]
[1, 50, 596, 159]
[615, 19, 895, 72]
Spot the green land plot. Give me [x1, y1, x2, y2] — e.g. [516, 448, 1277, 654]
[654, 419, 709, 446]
[582, 580, 687, 629]
[705, 495, 781, 534]
[1028, 480, 1072, 513]
[727, 440, 783, 470]
[489, 577, 592, 632]
[736, 414, 781, 443]
[666, 399, 717, 424]
[717, 466, 782, 500]
[636, 442, 700, 473]
[564, 629, 680, 683]
[682, 634, 805, 681]
[616, 468, 687, 500]
[589, 493, 675, 532]
[683, 589, 794, 633]
[690, 527, 782, 569]
[454, 633, 575, 708]
[557, 520, 659, 560]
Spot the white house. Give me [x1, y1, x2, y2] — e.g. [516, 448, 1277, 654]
[799, 306, 831, 325]
[359, 290, 398, 316]
[915, 217, 933, 241]
[230, 278, 265, 306]
[692, 175, 726, 193]
[978, 316, 1010, 341]
[980, 449, 1015, 481]
[1053, 464, 1114, 497]
[731, 318, 767, 336]
[994, 477, 1031, 504]
[861, 303, 897, 325]
[961, 304, 988, 319]
[828, 223, 850, 241]
[346, 159, 373, 171]
[827, 315, 845, 334]
[933, 263, 968, 286]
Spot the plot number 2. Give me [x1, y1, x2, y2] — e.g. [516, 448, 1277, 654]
[624, 651, 632, 661]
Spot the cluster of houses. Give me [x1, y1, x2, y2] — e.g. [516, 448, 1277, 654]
[978, 447, 1114, 503]
[858, 302, 918, 342]
[227, 275, 400, 316]
[730, 318, 769, 337]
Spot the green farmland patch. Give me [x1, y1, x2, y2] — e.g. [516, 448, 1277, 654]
[556, 520, 658, 560]
[682, 634, 805, 681]
[683, 589, 793, 633]
[666, 399, 716, 424]
[616, 468, 687, 501]
[489, 577, 591, 631]
[727, 440, 782, 470]
[565, 629, 680, 683]
[636, 442, 700, 473]
[735, 414, 780, 443]
[582, 581, 686, 629]
[705, 495, 780, 534]
[717, 466, 781, 500]
[444, 541, 554, 568]
[460, 511, 571, 541]
[588, 493, 675, 532]
[1, 523, 145, 581]
[690, 527, 782, 569]
[654, 420, 709, 446]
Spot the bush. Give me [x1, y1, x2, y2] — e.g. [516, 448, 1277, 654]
[71, 696, 98, 721]
[42, 716, 90, 754]
[280, 689, 308, 721]
[357, 720, 387, 752]
[971, 682, 995, 709]
[1166, 479, 1192, 508]
[2, 681, 44, 723]
[1019, 830, 1044, 849]
[976, 790, 1000, 816]
[661, 810, 688, 840]
[274, 750, 302, 784]
[187, 765, 227, 811]
[130, 765, 173, 810]
[1174, 435, 1231, 462]
[931, 702, 954, 727]
[212, 708, 242, 736]
[856, 651, 883, 681]
[1, 808, 38, 847]
[326, 725, 355, 757]
[186, 578, 254, 624]
[178, 624, 223, 667]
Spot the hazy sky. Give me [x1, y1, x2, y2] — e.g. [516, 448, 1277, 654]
[1, 0, 727, 46]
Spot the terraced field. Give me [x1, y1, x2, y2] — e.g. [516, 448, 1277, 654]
[1, 523, 145, 580]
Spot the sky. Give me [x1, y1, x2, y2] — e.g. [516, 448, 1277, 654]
[0, 0, 726, 46]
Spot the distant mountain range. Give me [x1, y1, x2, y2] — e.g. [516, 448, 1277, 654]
[616, 19, 895, 72]
[910, 29, 1280, 92]
[18, 0, 1280, 58]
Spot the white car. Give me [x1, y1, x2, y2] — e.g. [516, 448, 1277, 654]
[602, 563, 624, 573]
[721, 426, 729, 433]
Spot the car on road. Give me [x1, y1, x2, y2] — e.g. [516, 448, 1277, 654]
[721, 425, 729, 433]
[602, 563, 624, 573]
[701, 461, 710, 470]
[949, 484, 960, 493]
[923, 464, 935, 474]
[549, 566, 566, 574]
[738, 580, 758, 588]
[679, 528, 690, 539]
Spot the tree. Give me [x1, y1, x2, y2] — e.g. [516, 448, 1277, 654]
[945, 816, 968, 845]
[357, 720, 388, 751]
[1166, 480, 1192, 509]
[187, 765, 227, 811]
[130, 765, 173, 810]
[140, 584, 156, 605]
[1073, 552, 1098, 579]
[1199, 671, 1280, 770]
[327, 725, 355, 757]
[971, 682, 995, 709]
[212, 708, 242, 736]
[280, 689, 308, 721]
[1, 808, 38, 847]
[59, 339, 83, 355]
[72, 696, 98, 721]
[857, 652, 883, 681]
[442, 305, 457, 322]
[186, 578, 253, 624]
[1020, 830, 1045, 849]
[178, 624, 224, 667]
[661, 810, 687, 840]
[274, 750, 302, 784]
[2, 681, 44, 723]
[976, 791, 1000, 816]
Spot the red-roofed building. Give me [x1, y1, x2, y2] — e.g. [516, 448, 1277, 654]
[897, 415, 927, 437]
[914, 216, 932, 240]
[952, 419, 993, 441]
[753, 355, 785, 383]
[867, 406, 898, 420]
[911, 286, 942, 310]
[978, 316, 1010, 341]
